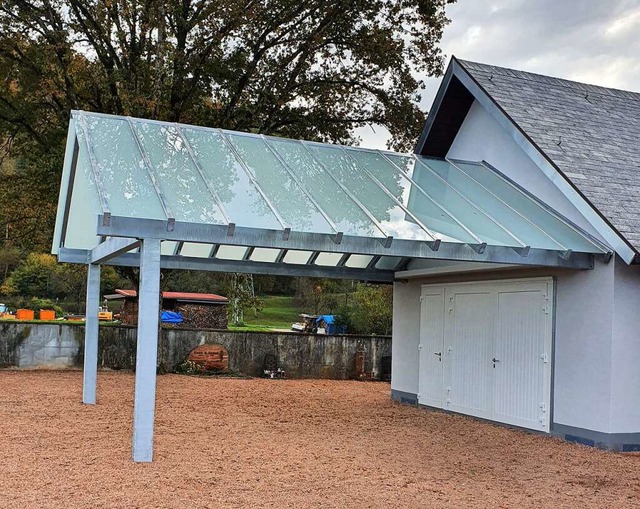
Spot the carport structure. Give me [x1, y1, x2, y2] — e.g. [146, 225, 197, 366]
[52, 111, 611, 462]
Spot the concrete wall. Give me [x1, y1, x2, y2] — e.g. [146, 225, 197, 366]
[0, 323, 390, 380]
[447, 100, 604, 241]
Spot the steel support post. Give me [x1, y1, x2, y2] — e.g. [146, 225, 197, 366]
[132, 238, 161, 462]
[83, 263, 101, 404]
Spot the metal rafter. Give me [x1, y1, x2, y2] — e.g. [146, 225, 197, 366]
[76, 113, 112, 225]
[442, 158, 571, 253]
[125, 117, 176, 231]
[217, 130, 290, 235]
[261, 135, 342, 240]
[299, 141, 393, 248]
[173, 124, 233, 227]
[337, 146, 441, 249]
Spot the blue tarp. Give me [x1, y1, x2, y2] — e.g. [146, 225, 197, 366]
[161, 311, 183, 323]
[315, 315, 346, 334]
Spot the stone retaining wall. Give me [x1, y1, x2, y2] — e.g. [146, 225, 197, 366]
[0, 323, 391, 379]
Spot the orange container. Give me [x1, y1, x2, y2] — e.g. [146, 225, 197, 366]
[16, 309, 35, 320]
[39, 309, 55, 321]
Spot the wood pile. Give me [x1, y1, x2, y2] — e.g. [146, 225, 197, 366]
[174, 303, 228, 329]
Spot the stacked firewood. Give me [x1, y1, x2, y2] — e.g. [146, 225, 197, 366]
[174, 304, 228, 329]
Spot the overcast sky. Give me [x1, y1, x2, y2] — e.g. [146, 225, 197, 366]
[357, 0, 640, 149]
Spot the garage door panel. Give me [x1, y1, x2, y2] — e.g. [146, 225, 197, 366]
[418, 290, 445, 408]
[446, 289, 494, 420]
[421, 279, 553, 432]
[494, 289, 549, 430]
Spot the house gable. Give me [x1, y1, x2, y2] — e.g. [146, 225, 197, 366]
[416, 57, 638, 264]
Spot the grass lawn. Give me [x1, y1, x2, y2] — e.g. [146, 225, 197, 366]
[240, 295, 301, 330]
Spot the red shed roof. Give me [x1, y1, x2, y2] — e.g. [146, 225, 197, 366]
[113, 289, 228, 303]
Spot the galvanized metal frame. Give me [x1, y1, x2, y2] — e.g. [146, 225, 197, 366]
[173, 124, 233, 227]
[77, 113, 112, 226]
[336, 145, 441, 250]
[217, 130, 290, 234]
[299, 141, 393, 248]
[91, 237, 141, 264]
[76, 215, 597, 269]
[52, 118, 79, 254]
[83, 263, 100, 405]
[125, 117, 176, 231]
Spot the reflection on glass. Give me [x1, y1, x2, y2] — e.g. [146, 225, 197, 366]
[216, 245, 248, 260]
[315, 252, 343, 266]
[306, 144, 434, 242]
[75, 115, 166, 219]
[345, 254, 374, 268]
[226, 134, 334, 233]
[267, 139, 383, 238]
[283, 250, 313, 264]
[448, 160, 599, 252]
[181, 128, 282, 230]
[181, 242, 214, 258]
[132, 122, 226, 224]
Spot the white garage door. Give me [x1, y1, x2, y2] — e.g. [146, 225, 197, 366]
[418, 278, 553, 431]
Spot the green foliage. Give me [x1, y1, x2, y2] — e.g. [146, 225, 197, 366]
[22, 297, 64, 317]
[243, 295, 300, 329]
[0, 0, 454, 253]
[0, 253, 58, 297]
[346, 284, 393, 336]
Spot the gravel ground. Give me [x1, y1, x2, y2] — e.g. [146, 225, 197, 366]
[0, 371, 639, 509]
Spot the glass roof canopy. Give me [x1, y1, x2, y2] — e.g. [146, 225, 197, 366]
[53, 111, 611, 279]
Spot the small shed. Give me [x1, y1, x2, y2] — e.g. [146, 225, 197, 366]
[106, 289, 228, 328]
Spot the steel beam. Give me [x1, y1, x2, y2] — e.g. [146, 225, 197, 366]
[90, 237, 141, 264]
[83, 263, 100, 405]
[58, 248, 397, 282]
[132, 238, 161, 463]
[92, 215, 597, 269]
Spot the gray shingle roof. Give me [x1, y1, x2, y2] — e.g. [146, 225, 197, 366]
[457, 59, 640, 253]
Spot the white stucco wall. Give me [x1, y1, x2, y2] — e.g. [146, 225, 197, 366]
[609, 261, 640, 433]
[392, 259, 622, 434]
[391, 280, 421, 395]
[447, 100, 605, 242]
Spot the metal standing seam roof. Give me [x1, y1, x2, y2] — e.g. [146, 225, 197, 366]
[52, 110, 611, 277]
[455, 59, 640, 255]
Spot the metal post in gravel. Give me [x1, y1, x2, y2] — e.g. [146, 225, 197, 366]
[132, 238, 161, 462]
[83, 263, 100, 405]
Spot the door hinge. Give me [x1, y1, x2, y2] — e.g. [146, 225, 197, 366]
[418, 344, 423, 351]
[540, 353, 548, 363]
[420, 296, 424, 303]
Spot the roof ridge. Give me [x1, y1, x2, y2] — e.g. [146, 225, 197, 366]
[456, 58, 640, 102]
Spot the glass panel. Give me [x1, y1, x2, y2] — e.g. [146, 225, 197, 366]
[215, 245, 248, 260]
[409, 157, 524, 246]
[226, 134, 334, 233]
[306, 144, 434, 242]
[345, 254, 373, 268]
[251, 248, 280, 263]
[161, 241, 179, 256]
[76, 115, 165, 219]
[315, 252, 343, 266]
[180, 128, 282, 230]
[449, 160, 600, 252]
[267, 139, 383, 238]
[181, 242, 213, 258]
[64, 140, 101, 249]
[345, 149, 479, 244]
[132, 122, 226, 224]
[375, 256, 402, 270]
[283, 250, 313, 264]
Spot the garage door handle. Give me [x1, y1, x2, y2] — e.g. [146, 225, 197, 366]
[492, 358, 500, 363]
